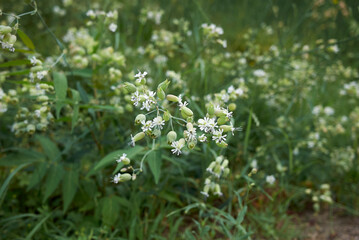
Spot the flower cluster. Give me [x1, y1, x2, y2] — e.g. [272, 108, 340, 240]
[86, 9, 118, 33]
[112, 72, 241, 190]
[305, 184, 333, 212]
[201, 156, 230, 197]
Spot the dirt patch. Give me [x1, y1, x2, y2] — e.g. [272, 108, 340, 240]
[293, 212, 359, 240]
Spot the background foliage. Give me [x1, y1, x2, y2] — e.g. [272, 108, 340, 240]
[1, 0, 359, 239]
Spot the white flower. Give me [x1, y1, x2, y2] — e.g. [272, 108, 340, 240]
[222, 108, 233, 118]
[34, 109, 41, 118]
[266, 175, 276, 185]
[253, 69, 267, 78]
[227, 85, 235, 94]
[198, 117, 217, 133]
[212, 129, 227, 143]
[312, 105, 321, 115]
[86, 10, 96, 18]
[130, 134, 135, 147]
[251, 160, 258, 169]
[140, 91, 156, 111]
[134, 71, 148, 83]
[235, 88, 244, 96]
[116, 153, 127, 163]
[184, 128, 197, 142]
[324, 106, 335, 116]
[36, 71, 47, 80]
[141, 120, 153, 132]
[131, 91, 141, 107]
[109, 23, 118, 32]
[112, 173, 121, 184]
[198, 134, 207, 142]
[30, 56, 37, 66]
[171, 141, 183, 155]
[152, 116, 165, 129]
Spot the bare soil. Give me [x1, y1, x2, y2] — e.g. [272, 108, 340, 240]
[294, 212, 359, 240]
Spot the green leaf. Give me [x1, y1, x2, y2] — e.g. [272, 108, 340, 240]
[17, 29, 35, 50]
[0, 151, 42, 167]
[101, 196, 120, 226]
[71, 89, 80, 132]
[0, 59, 30, 68]
[36, 135, 61, 161]
[27, 162, 48, 191]
[0, 163, 30, 207]
[62, 166, 79, 212]
[53, 72, 68, 118]
[87, 146, 144, 177]
[43, 164, 64, 202]
[147, 150, 162, 184]
[25, 214, 51, 240]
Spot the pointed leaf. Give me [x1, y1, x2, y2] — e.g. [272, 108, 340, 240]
[27, 162, 48, 191]
[87, 146, 144, 177]
[17, 29, 35, 50]
[62, 166, 79, 212]
[36, 135, 61, 161]
[43, 164, 64, 202]
[101, 196, 120, 226]
[53, 72, 68, 118]
[147, 150, 162, 184]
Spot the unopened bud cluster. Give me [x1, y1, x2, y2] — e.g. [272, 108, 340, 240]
[201, 156, 230, 197]
[0, 25, 17, 52]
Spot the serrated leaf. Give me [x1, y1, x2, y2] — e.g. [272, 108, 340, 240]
[87, 146, 144, 177]
[101, 196, 120, 226]
[71, 89, 80, 132]
[53, 72, 68, 118]
[0, 59, 30, 68]
[35, 135, 61, 162]
[147, 150, 162, 184]
[17, 29, 35, 50]
[43, 164, 64, 202]
[62, 166, 79, 212]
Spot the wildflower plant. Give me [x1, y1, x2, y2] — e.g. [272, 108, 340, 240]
[113, 71, 242, 197]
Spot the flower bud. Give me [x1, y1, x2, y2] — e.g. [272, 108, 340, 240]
[207, 103, 214, 115]
[30, 66, 43, 72]
[187, 140, 197, 149]
[220, 125, 232, 132]
[157, 87, 165, 100]
[186, 122, 194, 131]
[122, 157, 130, 165]
[181, 106, 193, 116]
[178, 138, 185, 146]
[7, 34, 16, 45]
[186, 116, 193, 123]
[125, 103, 133, 112]
[123, 82, 137, 93]
[151, 129, 161, 139]
[167, 131, 177, 144]
[135, 114, 146, 125]
[163, 111, 171, 121]
[217, 117, 227, 125]
[124, 95, 132, 102]
[0, 25, 12, 34]
[120, 173, 132, 182]
[216, 141, 228, 148]
[228, 103, 236, 111]
[26, 124, 36, 134]
[223, 168, 230, 177]
[158, 79, 170, 91]
[133, 132, 145, 142]
[166, 94, 179, 102]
